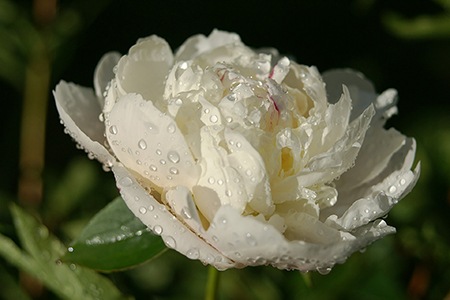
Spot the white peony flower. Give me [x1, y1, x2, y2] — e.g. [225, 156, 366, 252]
[54, 29, 420, 272]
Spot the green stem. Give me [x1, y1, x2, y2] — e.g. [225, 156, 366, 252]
[18, 0, 54, 207]
[205, 266, 220, 300]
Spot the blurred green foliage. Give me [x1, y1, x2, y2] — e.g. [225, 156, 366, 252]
[0, 0, 449, 299]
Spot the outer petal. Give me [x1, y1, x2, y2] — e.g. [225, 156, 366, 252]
[175, 29, 242, 61]
[105, 93, 200, 191]
[54, 81, 115, 165]
[112, 165, 234, 270]
[325, 138, 420, 230]
[322, 69, 376, 121]
[206, 205, 395, 271]
[115, 35, 174, 105]
[94, 52, 121, 102]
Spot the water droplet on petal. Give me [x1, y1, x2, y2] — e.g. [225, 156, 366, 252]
[400, 178, 406, 185]
[169, 167, 179, 175]
[210, 115, 218, 123]
[208, 177, 215, 184]
[167, 123, 176, 134]
[181, 207, 192, 219]
[138, 139, 147, 150]
[120, 176, 133, 186]
[160, 159, 166, 165]
[156, 149, 162, 155]
[168, 151, 180, 163]
[139, 207, 147, 214]
[316, 266, 332, 275]
[245, 232, 257, 246]
[164, 236, 176, 249]
[187, 248, 200, 259]
[149, 164, 158, 172]
[109, 125, 118, 135]
[153, 225, 163, 235]
[389, 185, 397, 193]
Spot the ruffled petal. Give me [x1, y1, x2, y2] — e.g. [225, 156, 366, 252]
[297, 104, 375, 187]
[325, 138, 420, 230]
[322, 69, 376, 121]
[115, 35, 174, 105]
[113, 165, 234, 270]
[175, 29, 242, 61]
[195, 126, 248, 221]
[54, 81, 115, 165]
[93, 52, 121, 103]
[206, 205, 395, 271]
[105, 93, 200, 191]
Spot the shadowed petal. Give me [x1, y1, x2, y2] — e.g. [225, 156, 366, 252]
[54, 81, 114, 165]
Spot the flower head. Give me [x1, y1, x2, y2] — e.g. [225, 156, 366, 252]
[54, 30, 419, 271]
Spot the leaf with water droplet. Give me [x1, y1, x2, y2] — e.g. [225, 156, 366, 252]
[63, 197, 166, 272]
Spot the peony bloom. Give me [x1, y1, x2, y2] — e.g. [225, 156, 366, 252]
[54, 30, 419, 272]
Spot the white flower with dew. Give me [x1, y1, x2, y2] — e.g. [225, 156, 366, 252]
[54, 29, 420, 272]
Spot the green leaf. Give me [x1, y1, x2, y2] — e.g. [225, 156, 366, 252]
[2, 204, 128, 300]
[63, 197, 166, 272]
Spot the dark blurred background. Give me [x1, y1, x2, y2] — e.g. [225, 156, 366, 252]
[1, 0, 449, 299]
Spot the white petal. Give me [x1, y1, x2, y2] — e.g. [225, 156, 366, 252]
[54, 81, 114, 165]
[116, 35, 173, 104]
[175, 29, 242, 61]
[112, 165, 234, 269]
[336, 127, 406, 190]
[195, 126, 248, 220]
[105, 93, 200, 190]
[163, 186, 203, 232]
[224, 128, 274, 215]
[322, 69, 376, 121]
[297, 104, 375, 186]
[207, 205, 394, 271]
[325, 139, 420, 230]
[94, 52, 121, 102]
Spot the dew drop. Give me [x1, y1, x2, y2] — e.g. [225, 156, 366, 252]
[98, 113, 105, 122]
[156, 149, 162, 155]
[400, 178, 406, 185]
[204, 108, 210, 114]
[316, 266, 332, 275]
[120, 176, 133, 187]
[160, 159, 166, 165]
[225, 190, 232, 197]
[167, 123, 176, 134]
[169, 167, 179, 175]
[109, 125, 118, 135]
[236, 142, 242, 148]
[139, 207, 147, 214]
[164, 236, 177, 249]
[168, 151, 180, 163]
[153, 225, 163, 235]
[226, 116, 233, 123]
[187, 248, 200, 259]
[208, 177, 215, 184]
[217, 179, 224, 185]
[138, 139, 147, 150]
[245, 233, 257, 246]
[149, 164, 158, 172]
[181, 207, 192, 219]
[210, 115, 218, 123]
[388, 185, 397, 194]
[149, 205, 154, 211]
